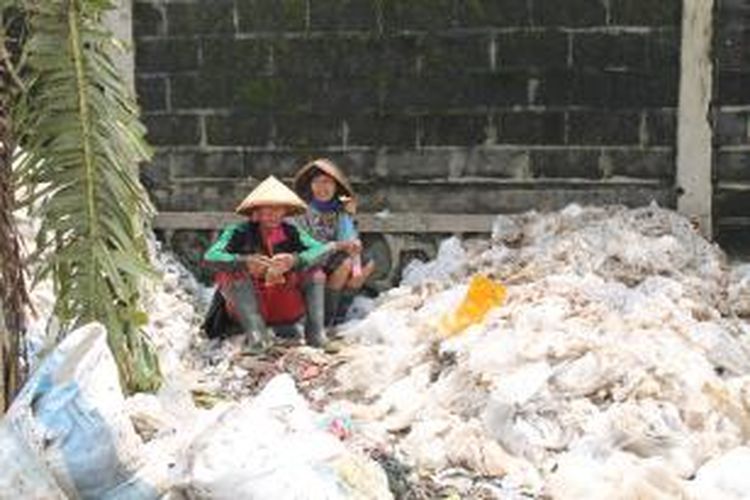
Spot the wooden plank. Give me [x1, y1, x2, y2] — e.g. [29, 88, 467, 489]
[356, 184, 673, 214]
[358, 213, 495, 233]
[716, 182, 750, 192]
[154, 212, 244, 230]
[152, 211, 497, 233]
[717, 216, 750, 228]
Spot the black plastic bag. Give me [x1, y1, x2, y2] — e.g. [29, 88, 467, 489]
[202, 291, 239, 339]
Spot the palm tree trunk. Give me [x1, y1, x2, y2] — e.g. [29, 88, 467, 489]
[0, 298, 12, 412]
[0, 151, 28, 410]
[0, 109, 27, 412]
[0, 21, 29, 411]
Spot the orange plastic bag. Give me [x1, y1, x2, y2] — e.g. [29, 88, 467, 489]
[440, 274, 506, 336]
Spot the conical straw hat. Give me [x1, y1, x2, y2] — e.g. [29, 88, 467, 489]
[235, 175, 307, 216]
[293, 158, 354, 199]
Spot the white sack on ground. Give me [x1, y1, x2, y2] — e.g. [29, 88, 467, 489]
[1, 323, 170, 499]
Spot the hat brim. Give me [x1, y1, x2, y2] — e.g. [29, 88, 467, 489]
[235, 175, 308, 216]
[293, 159, 354, 199]
[235, 201, 307, 217]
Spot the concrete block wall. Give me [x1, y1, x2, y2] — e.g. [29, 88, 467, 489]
[714, 0, 750, 241]
[134, 0, 682, 216]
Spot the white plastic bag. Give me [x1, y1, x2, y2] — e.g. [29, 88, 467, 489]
[181, 374, 391, 500]
[401, 237, 466, 287]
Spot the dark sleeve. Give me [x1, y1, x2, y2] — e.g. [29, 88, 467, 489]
[203, 223, 249, 272]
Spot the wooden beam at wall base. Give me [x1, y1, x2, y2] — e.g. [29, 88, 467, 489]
[676, 0, 714, 238]
[718, 217, 750, 228]
[152, 211, 497, 234]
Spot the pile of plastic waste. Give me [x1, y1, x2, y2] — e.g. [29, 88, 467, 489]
[328, 204, 750, 498]
[5, 203, 750, 499]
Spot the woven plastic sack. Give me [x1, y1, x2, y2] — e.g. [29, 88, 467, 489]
[1, 323, 164, 499]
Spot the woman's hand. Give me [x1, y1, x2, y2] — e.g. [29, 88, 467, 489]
[245, 254, 270, 277]
[270, 253, 296, 273]
[340, 196, 357, 215]
[336, 239, 362, 255]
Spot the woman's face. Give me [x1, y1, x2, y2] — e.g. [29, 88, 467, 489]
[255, 206, 286, 228]
[310, 173, 337, 202]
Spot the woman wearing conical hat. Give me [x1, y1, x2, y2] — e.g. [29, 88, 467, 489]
[201, 175, 344, 351]
[293, 158, 376, 326]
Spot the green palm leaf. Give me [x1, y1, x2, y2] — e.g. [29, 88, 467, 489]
[14, 0, 160, 392]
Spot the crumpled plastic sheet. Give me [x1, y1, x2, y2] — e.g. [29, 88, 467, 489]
[689, 446, 750, 499]
[142, 236, 211, 377]
[401, 236, 468, 287]
[728, 263, 750, 318]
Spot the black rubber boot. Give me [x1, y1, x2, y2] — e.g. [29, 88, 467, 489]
[304, 280, 327, 347]
[335, 289, 356, 324]
[324, 287, 342, 327]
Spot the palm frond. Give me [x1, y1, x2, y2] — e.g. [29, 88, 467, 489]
[14, 0, 160, 392]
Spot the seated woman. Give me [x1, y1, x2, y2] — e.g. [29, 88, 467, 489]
[202, 175, 343, 351]
[293, 158, 376, 325]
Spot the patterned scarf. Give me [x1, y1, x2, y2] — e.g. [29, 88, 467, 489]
[310, 198, 341, 213]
